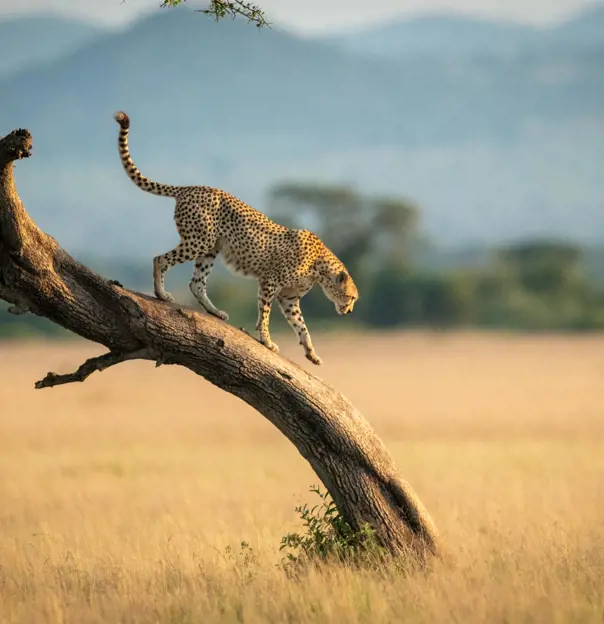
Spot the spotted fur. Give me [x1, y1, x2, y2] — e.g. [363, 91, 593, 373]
[113, 111, 358, 365]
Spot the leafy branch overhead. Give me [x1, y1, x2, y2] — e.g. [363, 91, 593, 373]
[160, 0, 269, 27]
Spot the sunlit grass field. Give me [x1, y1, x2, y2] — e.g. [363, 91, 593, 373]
[1, 331, 603, 623]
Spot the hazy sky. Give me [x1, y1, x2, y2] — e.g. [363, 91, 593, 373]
[0, 0, 600, 33]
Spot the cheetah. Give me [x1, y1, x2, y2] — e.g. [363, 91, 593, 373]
[113, 111, 358, 365]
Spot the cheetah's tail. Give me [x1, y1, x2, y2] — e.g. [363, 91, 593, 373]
[113, 111, 179, 198]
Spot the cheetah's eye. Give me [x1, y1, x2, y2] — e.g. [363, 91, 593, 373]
[336, 271, 348, 286]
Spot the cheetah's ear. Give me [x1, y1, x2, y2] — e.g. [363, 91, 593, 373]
[336, 271, 348, 285]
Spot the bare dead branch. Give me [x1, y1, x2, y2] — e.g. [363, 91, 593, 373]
[34, 348, 156, 389]
[0, 125, 440, 559]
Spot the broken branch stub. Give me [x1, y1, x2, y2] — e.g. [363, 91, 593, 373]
[0, 126, 439, 559]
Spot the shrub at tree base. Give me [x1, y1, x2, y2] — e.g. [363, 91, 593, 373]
[279, 486, 406, 575]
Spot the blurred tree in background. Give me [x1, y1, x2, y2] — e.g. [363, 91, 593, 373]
[487, 242, 602, 330]
[497, 242, 585, 296]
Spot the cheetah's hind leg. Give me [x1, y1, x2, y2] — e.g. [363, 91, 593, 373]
[153, 242, 200, 303]
[189, 253, 229, 321]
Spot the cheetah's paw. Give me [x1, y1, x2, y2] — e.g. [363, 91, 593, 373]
[261, 338, 280, 354]
[213, 309, 230, 322]
[158, 292, 175, 303]
[305, 351, 323, 366]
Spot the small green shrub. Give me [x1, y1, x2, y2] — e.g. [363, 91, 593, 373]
[279, 486, 387, 572]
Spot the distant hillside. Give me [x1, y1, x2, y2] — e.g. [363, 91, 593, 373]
[327, 14, 536, 59]
[0, 15, 103, 77]
[546, 4, 604, 48]
[328, 6, 604, 59]
[0, 6, 602, 259]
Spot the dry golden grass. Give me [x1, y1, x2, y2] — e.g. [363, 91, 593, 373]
[1, 331, 603, 623]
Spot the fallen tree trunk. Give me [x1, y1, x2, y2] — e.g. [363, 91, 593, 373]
[0, 126, 439, 559]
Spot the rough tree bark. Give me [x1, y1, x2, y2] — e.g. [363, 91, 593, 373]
[0, 127, 439, 559]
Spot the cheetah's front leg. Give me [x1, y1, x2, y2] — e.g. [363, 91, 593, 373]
[256, 281, 279, 354]
[277, 295, 322, 366]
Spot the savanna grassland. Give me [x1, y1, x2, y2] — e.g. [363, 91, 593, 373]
[1, 332, 603, 623]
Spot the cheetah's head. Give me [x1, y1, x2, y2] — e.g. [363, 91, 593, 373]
[326, 270, 358, 315]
